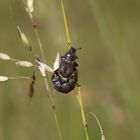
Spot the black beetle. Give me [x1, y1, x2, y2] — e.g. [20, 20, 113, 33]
[36, 47, 80, 93]
[52, 47, 79, 93]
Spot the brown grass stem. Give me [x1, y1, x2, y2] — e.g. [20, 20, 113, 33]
[21, 0, 63, 138]
[34, 26, 63, 140]
[44, 78, 63, 140]
[34, 29, 46, 63]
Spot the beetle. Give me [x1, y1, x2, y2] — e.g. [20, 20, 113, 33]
[52, 47, 79, 93]
[36, 47, 80, 93]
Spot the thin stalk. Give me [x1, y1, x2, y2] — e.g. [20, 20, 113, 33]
[34, 29, 46, 63]
[54, 110, 63, 140]
[89, 112, 106, 140]
[60, 0, 90, 140]
[10, 58, 21, 62]
[20, 1, 63, 139]
[33, 28, 54, 104]
[9, 76, 33, 81]
[44, 78, 63, 140]
[60, 0, 71, 47]
[44, 76, 62, 140]
[76, 86, 90, 140]
[34, 28, 63, 140]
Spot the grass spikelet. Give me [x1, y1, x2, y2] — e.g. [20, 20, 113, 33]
[0, 53, 11, 60]
[25, 0, 34, 13]
[24, 0, 36, 28]
[36, 57, 54, 77]
[16, 61, 33, 67]
[0, 76, 9, 82]
[16, 26, 32, 51]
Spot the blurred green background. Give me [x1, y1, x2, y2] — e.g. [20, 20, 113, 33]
[0, 0, 140, 140]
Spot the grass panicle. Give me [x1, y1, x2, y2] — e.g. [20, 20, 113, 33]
[22, 1, 63, 140]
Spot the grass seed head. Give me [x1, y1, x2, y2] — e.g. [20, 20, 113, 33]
[16, 26, 31, 50]
[26, 0, 34, 13]
[0, 53, 11, 60]
[16, 61, 33, 67]
[0, 76, 9, 82]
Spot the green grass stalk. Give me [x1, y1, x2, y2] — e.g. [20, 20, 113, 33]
[60, 0, 90, 140]
[60, 0, 71, 47]
[76, 86, 90, 140]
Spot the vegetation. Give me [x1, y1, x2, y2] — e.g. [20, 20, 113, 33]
[0, 0, 139, 140]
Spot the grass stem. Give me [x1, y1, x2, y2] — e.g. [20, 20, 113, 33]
[44, 78, 63, 140]
[60, 0, 71, 47]
[34, 26, 63, 140]
[76, 86, 90, 140]
[54, 110, 63, 140]
[34, 29, 46, 63]
[60, 0, 90, 139]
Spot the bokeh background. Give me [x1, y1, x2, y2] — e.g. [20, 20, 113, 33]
[0, 0, 140, 140]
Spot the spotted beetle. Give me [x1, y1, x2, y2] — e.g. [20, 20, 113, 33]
[52, 47, 79, 93]
[36, 47, 80, 93]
